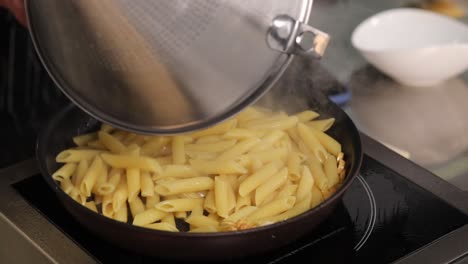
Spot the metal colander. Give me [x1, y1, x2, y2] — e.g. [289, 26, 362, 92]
[26, 0, 329, 134]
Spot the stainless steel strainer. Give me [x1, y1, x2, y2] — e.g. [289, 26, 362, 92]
[26, 0, 329, 134]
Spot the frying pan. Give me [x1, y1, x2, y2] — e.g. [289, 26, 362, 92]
[36, 95, 362, 261]
[36, 59, 363, 262]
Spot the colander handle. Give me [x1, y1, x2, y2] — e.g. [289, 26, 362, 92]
[267, 15, 330, 59]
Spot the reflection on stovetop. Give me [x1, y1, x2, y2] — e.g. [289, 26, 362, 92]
[13, 155, 467, 264]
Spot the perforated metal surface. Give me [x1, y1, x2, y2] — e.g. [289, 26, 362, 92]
[26, 0, 319, 134]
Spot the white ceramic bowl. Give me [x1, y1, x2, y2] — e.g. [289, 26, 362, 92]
[351, 8, 468, 88]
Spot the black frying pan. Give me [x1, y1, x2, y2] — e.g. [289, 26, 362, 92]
[37, 85, 362, 261]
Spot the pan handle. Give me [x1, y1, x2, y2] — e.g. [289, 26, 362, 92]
[267, 15, 330, 59]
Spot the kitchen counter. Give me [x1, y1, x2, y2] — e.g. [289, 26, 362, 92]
[308, 0, 468, 191]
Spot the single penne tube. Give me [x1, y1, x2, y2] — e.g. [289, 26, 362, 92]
[133, 208, 167, 226]
[100, 123, 115, 133]
[306, 118, 335, 132]
[80, 156, 105, 197]
[102, 194, 114, 218]
[225, 206, 258, 223]
[92, 164, 108, 195]
[60, 178, 74, 195]
[124, 144, 141, 156]
[185, 150, 218, 160]
[236, 107, 266, 123]
[140, 171, 154, 197]
[179, 191, 207, 199]
[247, 196, 296, 221]
[156, 165, 199, 179]
[172, 136, 186, 165]
[189, 159, 247, 174]
[248, 116, 298, 131]
[146, 194, 161, 209]
[52, 163, 77, 182]
[154, 177, 214, 196]
[98, 131, 126, 154]
[112, 130, 127, 141]
[238, 162, 280, 197]
[222, 128, 256, 139]
[126, 168, 141, 202]
[189, 226, 219, 233]
[122, 133, 138, 145]
[186, 215, 219, 228]
[235, 194, 252, 212]
[155, 156, 173, 166]
[161, 213, 176, 227]
[310, 127, 342, 156]
[247, 148, 288, 164]
[97, 168, 122, 195]
[112, 177, 128, 212]
[296, 166, 314, 203]
[195, 135, 223, 144]
[258, 193, 311, 224]
[261, 191, 279, 206]
[68, 188, 81, 203]
[129, 196, 146, 218]
[185, 140, 236, 153]
[287, 152, 302, 181]
[174, 211, 187, 219]
[84, 201, 98, 213]
[204, 190, 217, 214]
[101, 153, 162, 173]
[255, 168, 288, 206]
[323, 154, 339, 187]
[214, 176, 236, 218]
[113, 204, 128, 223]
[127, 135, 147, 147]
[249, 130, 285, 152]
[145, 222, 178, 232]
[276, 182, 298, 200]
[307, 156, 329, 192]
[216, 138, 260, 161]
[155, 198, 203, 213]
[141, 137, 170, 156]
[73, 159, 89, 187]
[189, 118, 237, 138]
[190, 201, 204, 217]
[297, 123, 327, 163]
[87, 140, 106, 150]
[241, 114, 288, 128]
[294, 110, 320, 122]
[56, 149, 101, 163]
[310, 185, 324, 208]
[73, 132, 97, 147]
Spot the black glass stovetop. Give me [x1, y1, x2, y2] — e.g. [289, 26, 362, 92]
[14, 154, 468, 264]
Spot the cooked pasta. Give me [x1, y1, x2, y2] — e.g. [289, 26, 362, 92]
[53, 106, 347, 232]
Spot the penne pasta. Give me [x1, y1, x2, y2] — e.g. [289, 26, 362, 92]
[255, 168, 288, 206]
[154, 177, 214, 196]
[52, 105, 347, 233]
[306, 118, 335, 132]
[297, 123, 327, 163]
[53, 163, 77, 182]
[101, 153, 162, 173]
[98, 131, 126, 154]
[156, 198, 203, 213]
[56, 149, 101, 163]
[238, 162, 280, 197]
[133, 208, 167, 226]
[140, 171, 154, 197]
